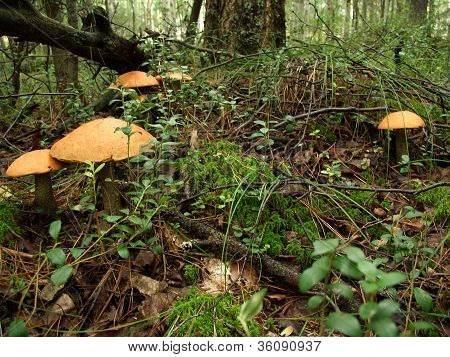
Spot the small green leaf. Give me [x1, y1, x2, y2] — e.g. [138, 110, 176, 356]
[117, 245, 130, 260]
[332, 256, 363, 279]
[51, 265, 73, 286]
[46, 248, 66, 266]
[299, 257, 331, 292]
[69, 248, 84, 259]
[376, 299, 399, 317]
[7, 319, 28, 337]
[369, 317, 398, 337]
[359, 302, 378, 320]
[329, 282, 354, 299]
[409, 320, 437, 331]
[414, 287, 433, 312]
[239, 288, 267, 323]
[308, 295, 326, 309]
[105, 215, 122, 223]
[326, 312, 362, 337]
[312, 239, 339, 257]
[94, 163, 105, 174]
[357, 260, 378, 280]
[49, 220, 62, 240]
[343, 246, 365, 263]
[378, 271, 407, 288]
[360, 280, 378, 294]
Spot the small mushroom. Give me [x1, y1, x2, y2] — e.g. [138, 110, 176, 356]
[155, 71, 192, 91]
[110, 71, 160, 101]
[6, 149, 66, 214]
[377, 110, 425, 163]
[50, 117, 154, 214]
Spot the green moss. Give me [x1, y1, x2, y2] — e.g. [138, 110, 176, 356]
[178, 140, 318, 258]
[182, 264, 200, 285]
[286, 240, 311, 264]
[167, 288, 261, 337]
[0, 202, 19, 243]
[416, 186, 450, 221]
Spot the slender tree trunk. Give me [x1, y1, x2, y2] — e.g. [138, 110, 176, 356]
[45, 0, 70, 91]
[327, 0, 335, 27]
[186, 0, 203, 39]
[381, 0, 386, 20]
[66, 0, 78, 86]
[345, 0, 351, 35]
[353, 0, 359, 30]
[362, 0, 368, 19]
[204, 0, 286, 55]
[10, 40, 26, 107]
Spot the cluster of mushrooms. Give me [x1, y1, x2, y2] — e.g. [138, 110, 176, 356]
[5, 69, 425, 216]
[5, 70, 192, 215]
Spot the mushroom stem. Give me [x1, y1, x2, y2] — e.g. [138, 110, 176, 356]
[394, 129, 408, 163]
[98, 161, 121, 215]
[34, 173, 57, 215]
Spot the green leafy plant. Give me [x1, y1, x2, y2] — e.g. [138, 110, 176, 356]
[299, 239, 407, 336]
[239, 288, 267, 336]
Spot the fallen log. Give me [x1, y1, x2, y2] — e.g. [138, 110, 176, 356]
[161, 210, 301, 289]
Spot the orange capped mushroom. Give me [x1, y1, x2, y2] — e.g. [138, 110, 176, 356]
[6, 149, 67, 214]
[111, 71, 160, 89]
[50, 117, 154, 214]
[378, 111, 426, 163]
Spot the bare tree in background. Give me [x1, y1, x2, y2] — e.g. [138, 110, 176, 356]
[186, 0, 203, 39]
[353, 0, 359, 30]
[67, 0, 78, 86]
[44, 0, 70, 91]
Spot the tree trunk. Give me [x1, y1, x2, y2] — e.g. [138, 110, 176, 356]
[186, 0, 203, 39]
[67, 0, 79, 86]
[204, 0, 286, 55]
[345, 0, 351, 35]
[409, 0, 428, 23]
[0, 1, 148, 73]
[44, 0, 70, 91]
[353, 0, 359, 30]
[381, 0, 386, 20]
[362, 0, 368, 19]
[10, 40, 26, 107]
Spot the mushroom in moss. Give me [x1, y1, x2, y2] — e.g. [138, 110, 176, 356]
[110, 71, 160, 101]
[6, 149, 67, 214]
[50, 117, 154, 215]
[378, 110, 425, 163]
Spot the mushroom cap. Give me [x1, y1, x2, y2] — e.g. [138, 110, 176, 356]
[378, 111, 426, 130]
[111, 71, 160, 89]
[156, 71, 193, 82]
[50, 117, 155, 163]
[6, 149, 67, 178]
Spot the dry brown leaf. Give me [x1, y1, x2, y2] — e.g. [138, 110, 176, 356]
[130, 273, 167, 296]
[40, 283, 62, 302]
[199, 258, 232, 293]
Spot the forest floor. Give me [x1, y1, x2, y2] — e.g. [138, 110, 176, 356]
[0, 40, 448, 337]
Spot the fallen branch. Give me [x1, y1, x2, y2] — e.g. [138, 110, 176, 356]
[0, 1, 147, 72]
[162, 210, 300, 288]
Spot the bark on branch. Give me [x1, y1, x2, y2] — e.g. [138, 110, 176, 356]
[0, 1, 147, 72]
[162, 210, 301, 288]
